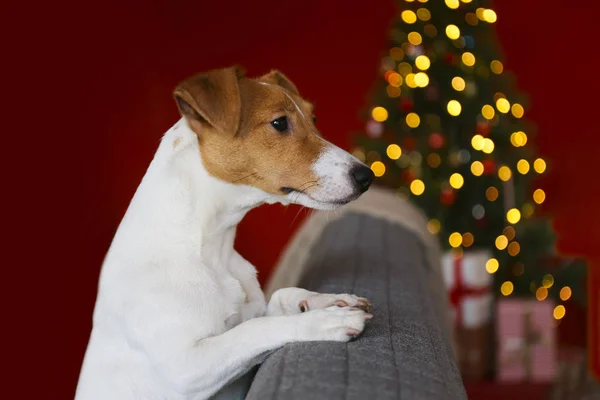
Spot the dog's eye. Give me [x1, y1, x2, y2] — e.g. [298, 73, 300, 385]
[270, 116, 288, 133]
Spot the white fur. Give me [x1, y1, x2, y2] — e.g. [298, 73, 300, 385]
[75, 119, 370, 400]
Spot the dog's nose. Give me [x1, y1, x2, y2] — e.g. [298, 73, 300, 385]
[351, 165, 375, 193]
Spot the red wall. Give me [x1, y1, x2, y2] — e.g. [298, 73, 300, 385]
[18, 0, 598, 398]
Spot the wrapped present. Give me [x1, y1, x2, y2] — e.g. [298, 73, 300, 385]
[497, 299, 557, 382]
[442, 249, 494, 380]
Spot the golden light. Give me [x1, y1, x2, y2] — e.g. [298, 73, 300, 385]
[482, 138, 495, 154]
[462, 52, 476, 67]
[410, 179, 425, 195]
[452, 76, 466, 91]
[401, 10, 417, 24]
[417, 8, 431, 21]
[447, 100, 462, 116]
[405, 73, 418, 88]
[511, 103, 524, 118]
[522, 203, 535, 218]
[506, 208, 521, 224]
[503, 226, 516, 241]
[495, 235, 508, 250]
[490, 60, 504, 74]
[476, 7, 486, 20]
[508, 241, 520, 256]
[406, 112, 421, 128]
[498, 166, 512, 181]
[496, 98, 510, 113]
[445, 24, 461, 40]
[408, 32, 423, 45]
[542, 274, 554, 288]
[534, 158, 547, 174]
[388, 72, 402, 87]
[448, 232, 463, 248]
[445, 0, 459, 9]
[517, 159, 530, 174]
[553, 305, 566, 320]
[536, 287, 548, 301]
[414, 72, 430, 87]
[372, 107, 388, 122]
[415, 55, 431, 70]
[486, 186, 499, 201]
[471, 134, 484, 150]
[371, 161, 386, 177]
[471, 161, 484, 176]
[390, 47, 404, 61]
[398, 62, 412, 76]
[427, 219, 441, 234]
[533, 189, 546, 204]
[386, 144, 402, 160]
[510, 131, 528, 147]
[481, 104, 495, 120]
[462, 232, 474, 247]
[427, 153, 441, 168]
[560, 286, 572, 301]
[449, 173, 464, 189]
[486, 258, 499, 274]
[461, 0, 473, 3]
[483, 9, 498, 23]
[386, 86, 401, 98]
[501, 281, 514, 296]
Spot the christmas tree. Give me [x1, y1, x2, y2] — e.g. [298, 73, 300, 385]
[353, 0, 585, 305]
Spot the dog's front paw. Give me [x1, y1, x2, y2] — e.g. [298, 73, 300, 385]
[299, 293, 372, 313]
[296, 306, 373, 342]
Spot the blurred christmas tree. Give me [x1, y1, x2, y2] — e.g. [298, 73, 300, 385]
[353, 0, 586, 305]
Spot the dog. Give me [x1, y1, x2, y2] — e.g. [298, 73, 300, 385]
[75, 66, 375, 400]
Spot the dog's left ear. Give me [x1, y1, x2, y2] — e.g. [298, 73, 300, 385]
[173, 66, 246, 135]
[258, 70, 299, 95]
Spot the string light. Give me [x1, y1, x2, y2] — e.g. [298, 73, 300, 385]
[371, 161, 386, 177]
[449, 173, 464, 189]
[447, 100, 462, 116]
[511, 103, 524, 118]
[517, 159, 530, 174]
[482, 138, 495, 154]
[471, 161, 484, 176]
[462, 52, 476, 66]
[405, 73, 418, 88]
[501, 281, 514, 296]
[508, 241, 520, 256]
[482, 104, 495, 119]
[446, 24, 461, 40]
[503, 226, 516, 240]
[510, 131, 528, 147]
[417, 8, 431, 21]
[490, 60, 503, 74]
[483, 9, 498, 23]
[415, 55, 431, 70]
[560, 286, 572, 301]
[542, 274, 554, 288]
[386, 144, 402, 160]
[486, 258, 499, 274]
[534, 158, 547, 173]
[498, 165, 512, 181]
[495, 235, 508, 250]
[372, 107, 388, 122]
[427, 153, 441, 167]
[462, 232, 474, 247]
[410, 179, 425, 195]
[398, 62, 412, 76]
[445, 0, 459, 9]
[406, 113, 420, 128]
[536, 287, 548, 301]
[533, 189, 546, 204]
[427, 219, 441, 234]
[471, 134, 484, 150]
[553, 305, 566, 320]
[476, 8, 486, 20]
[408, 32, 423, 45]
[449, 232, 462, 247]
[414, 72, 429, 87]
[496, 98, 510, 113]
[401, 10, 417, 24]
[452, 76, 466, 91]
[507, 208, 521, 224]
[486, 186, 499, 201]
[387, 72, 402, 87]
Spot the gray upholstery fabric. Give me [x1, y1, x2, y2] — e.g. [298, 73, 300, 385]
[247, 213, 466, 400]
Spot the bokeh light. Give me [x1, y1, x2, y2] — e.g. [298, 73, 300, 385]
[553, 305, 566, 320]
[372, 107, 388, 122]
[486, 258, 499, 274]
[371, 161, 386, 177]
[447, 100, 462, 116]
[449, 173, 464, 189]
[415, 55, 431, 70]
[560, 286, 572, 301]
[406, 112, 420, 128]
[482, 104, 495, 120]
[386, 144, 402, 160]
[410, 179, 426, 195]
[452, 76, 466, 91]
[496, 235, 508, 250]
[501, 281, 514, 296]
[427, 219, 441, 234]
[471, 161, 484, 176]
[507, 208, 521, 224]
[496, 98, 510, 113]
[533, 189, 546, 204]
[449, 232, 463, 247]
[486, 186, 499, 201]
[534, 158, 547, 173]
[401, 10, 417, 24]
[511, 103, 524, 118]
[498, 165, 512, 181]
[446, 24, 460, 40]
[517, 159, 530, 174]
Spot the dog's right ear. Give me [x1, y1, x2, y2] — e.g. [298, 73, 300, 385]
[173, 66, 245, 136]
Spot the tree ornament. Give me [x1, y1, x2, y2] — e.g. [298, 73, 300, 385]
[428, 132, 445, 149]
[366, 119, 384, 138]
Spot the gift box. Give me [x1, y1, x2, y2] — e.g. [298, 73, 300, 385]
[442, 249, 494, 380]
[496, 299, 557, 383]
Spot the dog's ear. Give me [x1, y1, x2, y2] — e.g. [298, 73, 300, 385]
[258, 70, 299, 95]
[173, 66, 246, 135]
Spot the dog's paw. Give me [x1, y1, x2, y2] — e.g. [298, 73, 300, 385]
[296, 306, 373, 342]
[299, 293, 372, 313]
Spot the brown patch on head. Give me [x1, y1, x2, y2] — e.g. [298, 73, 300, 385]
[173, 67, 327, 195]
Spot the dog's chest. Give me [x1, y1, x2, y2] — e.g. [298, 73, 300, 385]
[218, 272, 246, 329]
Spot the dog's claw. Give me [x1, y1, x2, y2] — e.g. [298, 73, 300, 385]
[346, 329, 361, 336]
[356, 298, 372, 312]
[335, 300, 349, 307]
[299, 300, 309, 313]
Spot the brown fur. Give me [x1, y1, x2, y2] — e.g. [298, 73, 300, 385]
[173, 67, 326, 195]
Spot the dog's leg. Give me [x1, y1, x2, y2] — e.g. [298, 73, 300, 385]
[160, 307, 370, 398]
[266, 287, 372, 316]
[229, 251, 267, 321]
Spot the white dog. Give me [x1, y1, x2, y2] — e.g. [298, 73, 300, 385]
[75, 66, 375, 400]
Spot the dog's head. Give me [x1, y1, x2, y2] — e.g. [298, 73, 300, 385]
[173, 66, 373, 210]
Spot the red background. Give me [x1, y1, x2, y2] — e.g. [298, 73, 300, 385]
[8, 0, 598, 398]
